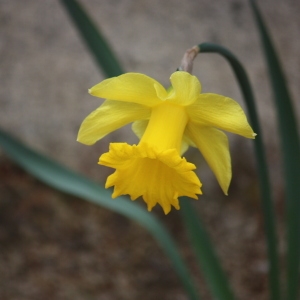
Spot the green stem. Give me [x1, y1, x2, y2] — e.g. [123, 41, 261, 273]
[198, 43, 281, 300]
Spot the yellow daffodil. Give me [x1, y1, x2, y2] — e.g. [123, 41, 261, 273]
[77, 71, 256, 214]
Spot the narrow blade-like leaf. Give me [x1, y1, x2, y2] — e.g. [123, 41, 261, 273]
[180, 199, 235, 300]
[250, 1, 300, 299]
[61, 0, 124, 77]
[0, 129, 199, 300]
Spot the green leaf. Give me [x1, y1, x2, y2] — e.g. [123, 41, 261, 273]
[0, 129, 200, 300]
[198, 42, 281, 300]
[61, 0, 124, 77]
[180, 199, 235, 300]
[249, 1, 300, 299]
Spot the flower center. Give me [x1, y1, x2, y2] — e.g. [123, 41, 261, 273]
[139, 103, 188, 153]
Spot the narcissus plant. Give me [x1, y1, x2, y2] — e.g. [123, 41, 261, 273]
[78, 71, 256, 214]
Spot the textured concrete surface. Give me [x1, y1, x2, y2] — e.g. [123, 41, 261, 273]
[0, 1, 299, 299]
[1, 0, 299, 186]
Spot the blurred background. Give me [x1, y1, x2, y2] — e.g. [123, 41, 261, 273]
[0, 0, 299, 299]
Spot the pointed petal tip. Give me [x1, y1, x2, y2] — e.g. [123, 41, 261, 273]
[76, 136, 89, 145]
[77, 138, 86, 145]
[222, 186, 229, 195]
[111, 190, 120, 198]
[147, 205, 153, 213]
[190, 194, 200, 200]
[163, 207, 171, 215]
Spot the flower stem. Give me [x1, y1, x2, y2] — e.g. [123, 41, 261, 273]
[198, 42, 281, 300]
[179, 46, 200, 73]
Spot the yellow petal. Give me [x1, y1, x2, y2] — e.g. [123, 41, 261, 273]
[100, 143, 202, 214]
[180, 140, 189, 155]
[132, 120, 148, 139]
[89, 73, 167, 106]
[187, 94, 256, 138]
[77, 100, 150, 145]
[185, 123, 231, 194]
[166, 71, 201, 106]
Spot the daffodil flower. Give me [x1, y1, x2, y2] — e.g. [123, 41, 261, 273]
[77, 71, 256, 214]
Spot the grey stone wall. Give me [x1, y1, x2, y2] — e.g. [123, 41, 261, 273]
[1, 0, 299, 195]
